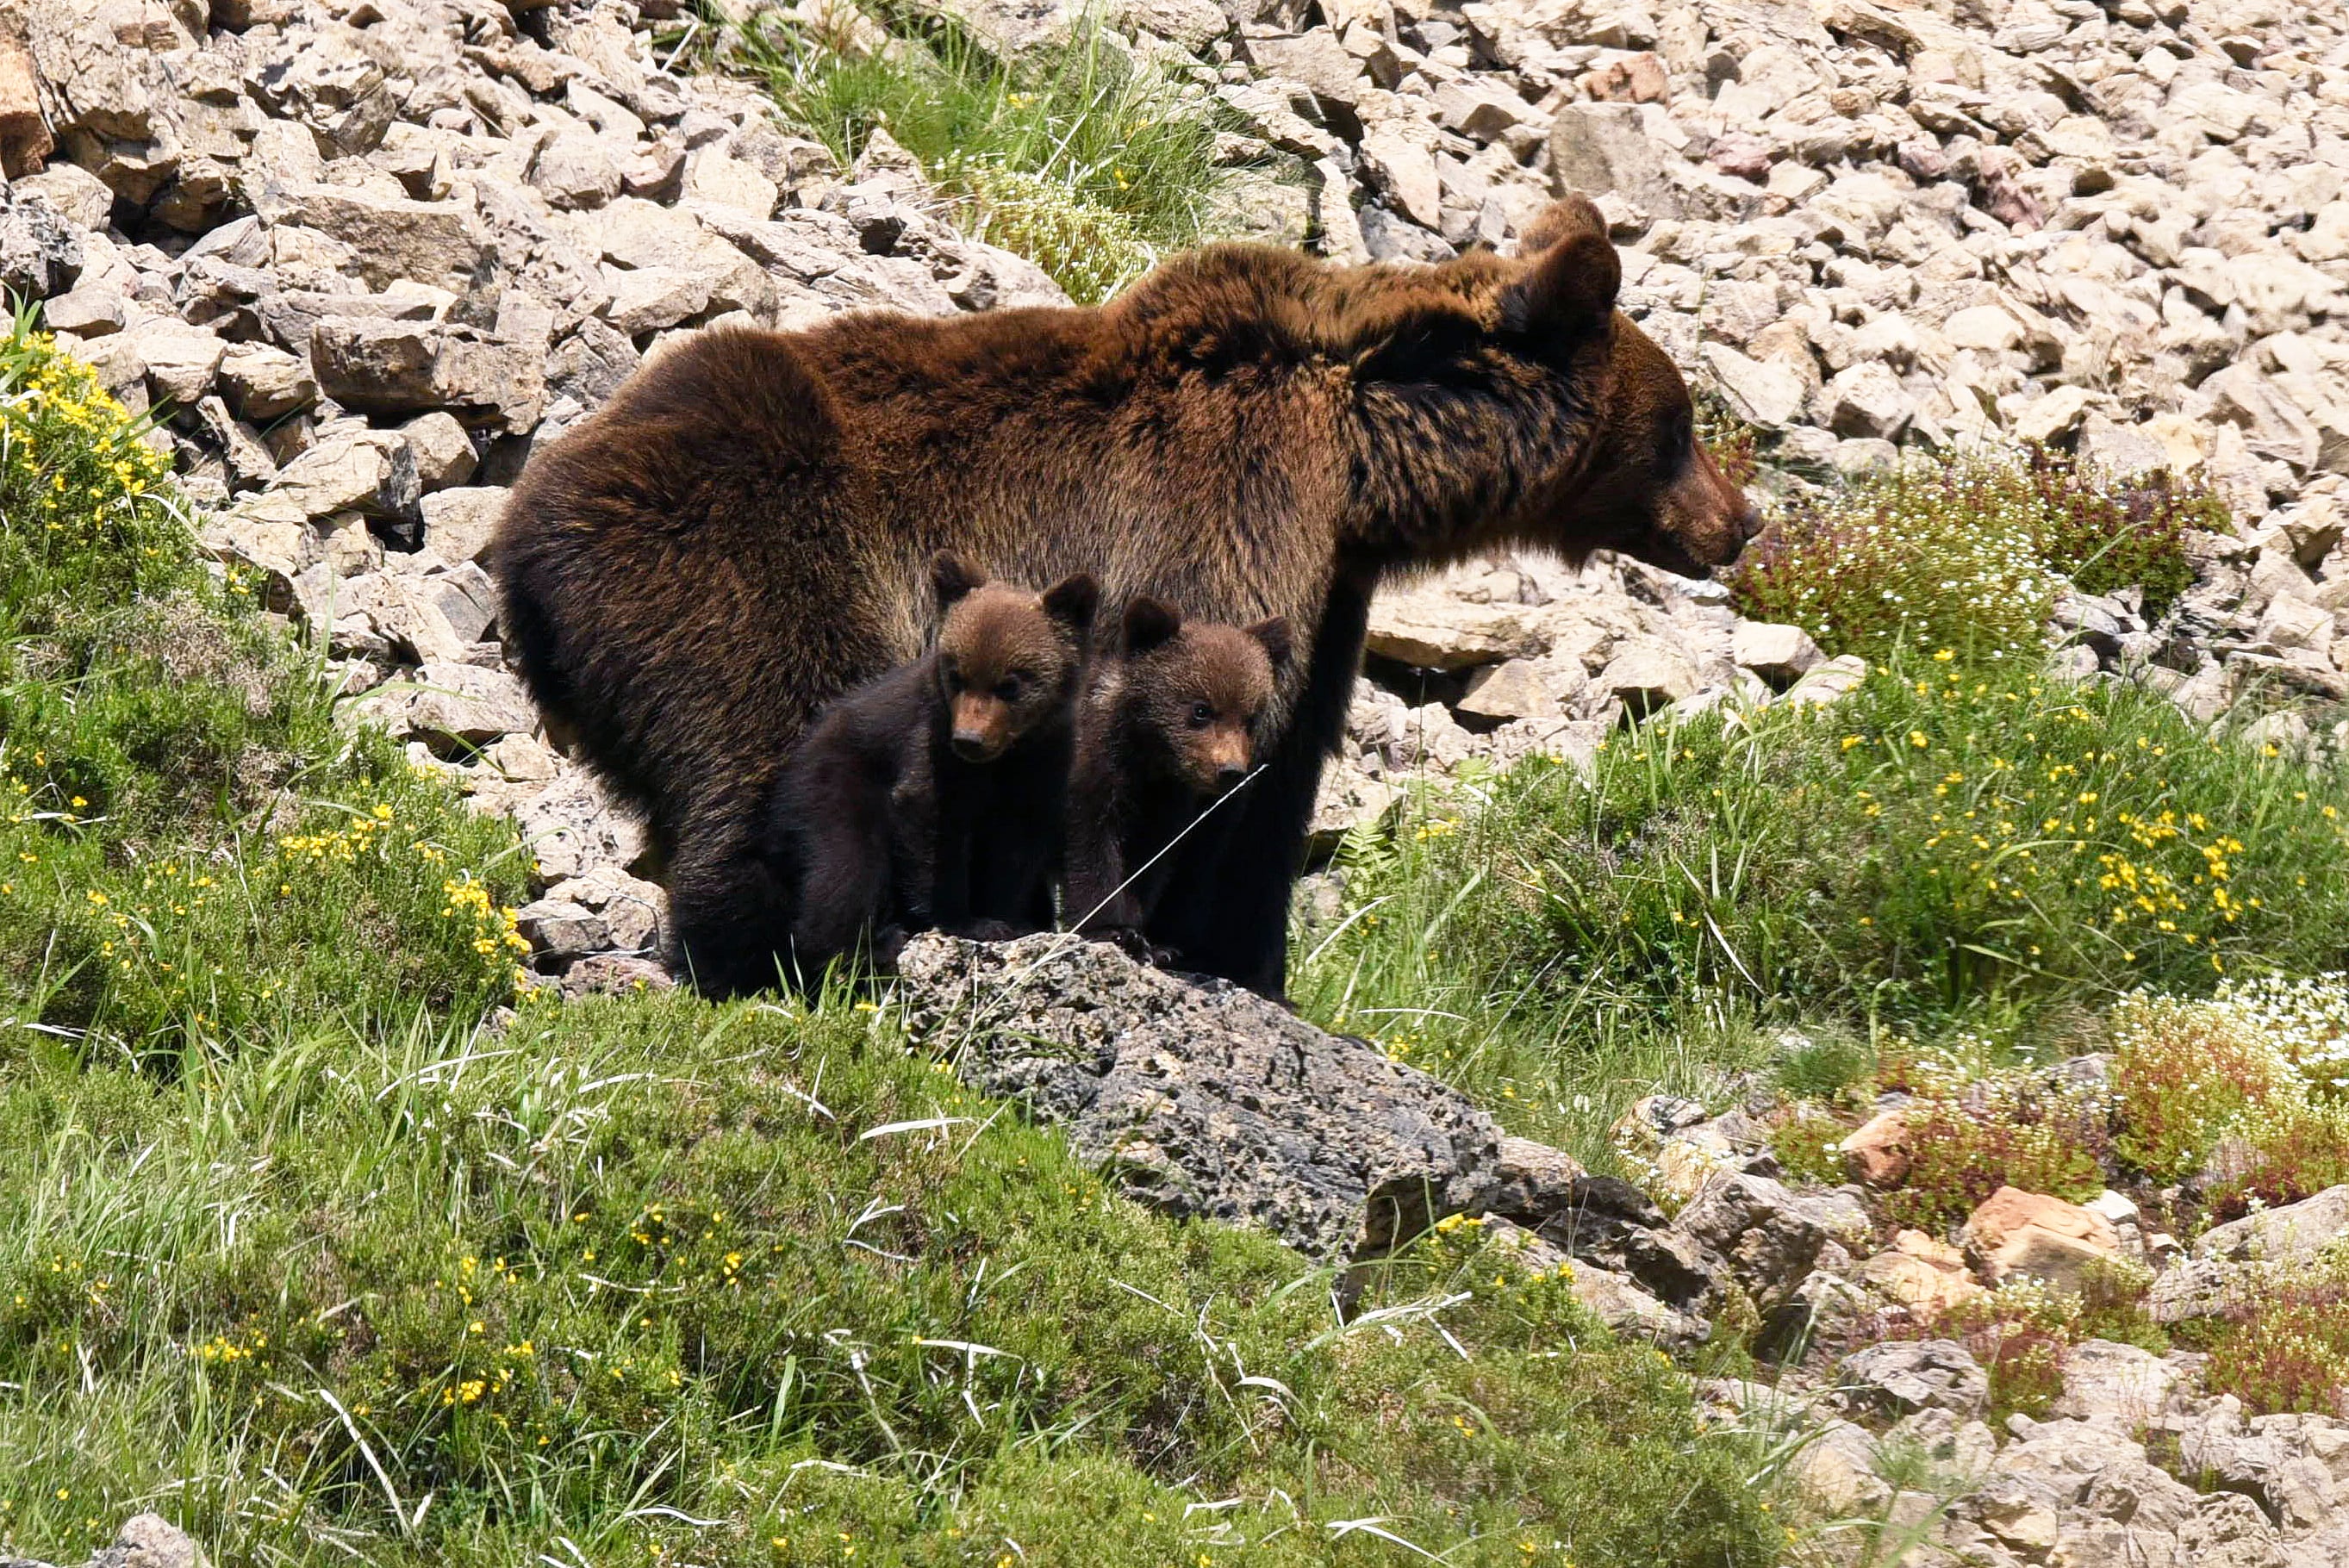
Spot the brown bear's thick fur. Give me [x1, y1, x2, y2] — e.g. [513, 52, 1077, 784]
[763, 553, 1096, 986]
[493, 194, 1758, 997]
[1064, 598, 1288, 963]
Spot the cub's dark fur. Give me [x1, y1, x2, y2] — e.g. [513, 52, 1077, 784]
[765, 554, 1096, 986]
[1065, 599, 1289, 963]
[494, 195, 1758, 998]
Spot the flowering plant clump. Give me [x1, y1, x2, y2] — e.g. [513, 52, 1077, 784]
[0, 314, 186, 611]
[1875, 1263, 2161, 1422]
[2109, 991, 2297, 1182]
[0, 321, 533, 1055]
[2203, 1098, 2349, 1220]
[1731, 449, 2065, 663]
[1499, 661, 2349, 1031]
[1730, 445, 2221, 665]
[2019, 447, 2216, 617]
[954, 161, 1155, 304]
[1875, 1046, 2109, 1230]
[2108, 979, 2349, 1211]
[2190, 1253, 2349, 1416]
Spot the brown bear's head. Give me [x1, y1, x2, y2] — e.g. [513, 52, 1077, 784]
[932, 551, 1099, 762]
[1325, 194, 1760, 577]
[1510, 199, 1760, 577]
[1106, 598, 1293, 799]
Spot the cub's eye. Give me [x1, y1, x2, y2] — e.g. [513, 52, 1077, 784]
[944, 671, 965, 694]
[1188, 702, 1214, 728]
[995, 677, 1022, 701]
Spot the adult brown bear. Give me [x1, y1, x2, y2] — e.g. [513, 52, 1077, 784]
[492, 195, 1758, 998]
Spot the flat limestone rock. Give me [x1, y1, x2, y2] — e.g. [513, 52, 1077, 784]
[894, 932, 1503, 1261]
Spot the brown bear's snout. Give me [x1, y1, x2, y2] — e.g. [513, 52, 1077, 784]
[951, 695, 1012, 761]
[1666, 441, 1762, 569]
[1200, 729, 1253, 793]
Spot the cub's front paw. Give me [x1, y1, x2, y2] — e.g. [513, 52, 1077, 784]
[1091, 925, 1179, 967]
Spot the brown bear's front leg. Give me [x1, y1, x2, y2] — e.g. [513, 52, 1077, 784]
[669, 807, 798, 998]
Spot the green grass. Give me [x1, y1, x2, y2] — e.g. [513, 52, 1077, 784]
[707, 1, 1241, 302]
[0, 317, 1797, 1567]
[1293, 661, 2349, 1158]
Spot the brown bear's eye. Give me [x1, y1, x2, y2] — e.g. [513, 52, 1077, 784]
[1189, 702, 1213, 728]
[996, 676, 1022, 700]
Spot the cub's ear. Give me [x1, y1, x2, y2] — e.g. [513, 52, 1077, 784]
[1120, 595, 1182, 655]
[932, 551, 986, 608]
[1503, 194, 1620, 339]
[1247, 616, 1293, 669]
[1041, 573, 1100, 634]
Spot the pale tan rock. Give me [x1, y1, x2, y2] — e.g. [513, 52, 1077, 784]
[1858, 1229, 1987, 1314]
[1458, 658, 1561, 720]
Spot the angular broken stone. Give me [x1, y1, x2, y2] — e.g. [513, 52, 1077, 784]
[1729, 620, 1823, 687]
[309, 319, 544, 432]
[216, 340, 316, 422]
[400, 412, 477, 492]
[1457, 657, 1561, 721]
[895, 932, 1504, 1262]
[1548, 102, 1681, 217]
[420, 488, 508, 563]
[1598, 640, 1699, 716]
[1835, 1340, 1991, 1421]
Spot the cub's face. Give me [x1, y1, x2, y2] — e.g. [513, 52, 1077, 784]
[1116, 601, 1292, 799]
[932, 556, 1099, 763]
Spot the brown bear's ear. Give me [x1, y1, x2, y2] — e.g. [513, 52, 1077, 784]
[932, 551, 986, 608]
[1120, 595, 1182, 655]
[1503, 195, 1620, 339]
[1247, 616, 1293, 669]
[1041, 573, 1100, 634]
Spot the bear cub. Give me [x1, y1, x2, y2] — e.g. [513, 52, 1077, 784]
[1065, 598, 1290, 962]
[767, 551, 1097, 978]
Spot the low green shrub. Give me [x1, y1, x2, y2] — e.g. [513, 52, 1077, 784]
[716, 2, 1237, 302]
[1731, 446, 2221, 664]
[1532, 665, 2346, 1022]
[1296, 662, 2349, 1154]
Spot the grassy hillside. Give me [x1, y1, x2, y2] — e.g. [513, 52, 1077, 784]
[0, 321, 1798, 1566]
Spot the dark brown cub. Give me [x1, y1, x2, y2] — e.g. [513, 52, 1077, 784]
[1064, 598, 1291, 963]
[760, 552, 1097, 989]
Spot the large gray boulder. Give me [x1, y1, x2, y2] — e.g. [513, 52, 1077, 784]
[894, 932, 1503, 1261]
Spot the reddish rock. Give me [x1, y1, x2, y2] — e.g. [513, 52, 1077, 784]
[1839, 1108, 1912, 1187]
[1960, 1186, 2122, 1292]
[1709, 133, 1774, 183]
[1584, 53, 1668, 104]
